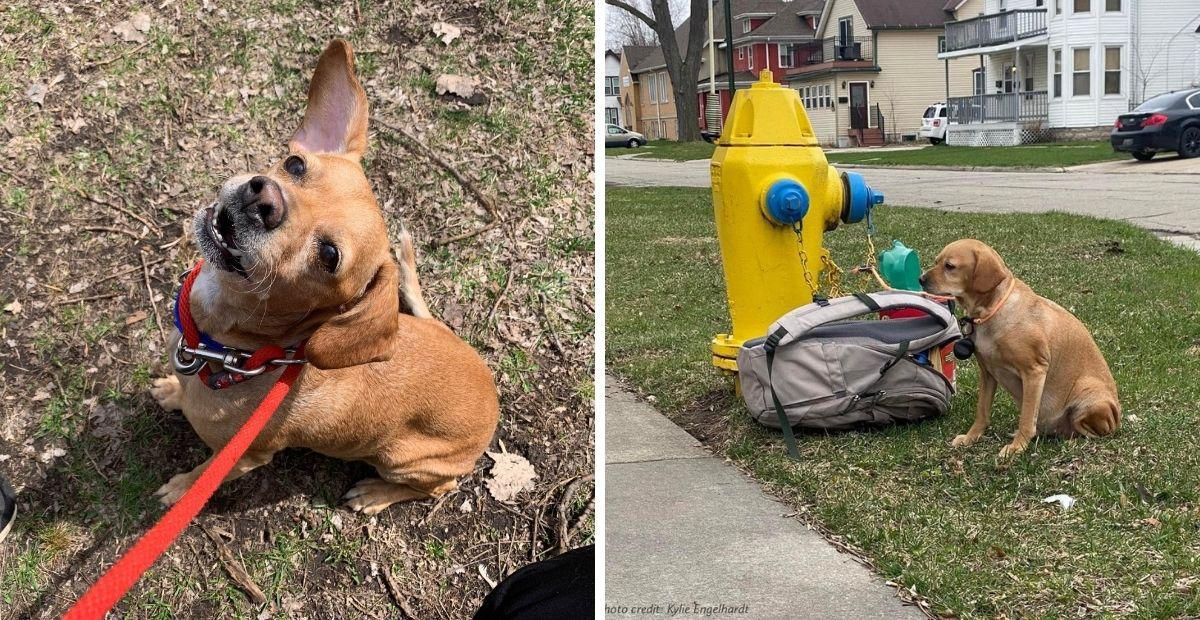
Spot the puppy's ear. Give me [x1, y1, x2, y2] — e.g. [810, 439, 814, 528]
[290, 39, 369, 160]
[970, 245, 1007, 295]
[306, 262, 398, 369]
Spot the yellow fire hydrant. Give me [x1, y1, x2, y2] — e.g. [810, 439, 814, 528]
[711, 70, 885, 371]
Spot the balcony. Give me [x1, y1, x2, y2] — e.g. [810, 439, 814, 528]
[785, 37, 874, 74]
[947, 91, 1048, 125]
[944, 9, 1047, 54]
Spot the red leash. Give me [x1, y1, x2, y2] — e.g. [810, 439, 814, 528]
[64, 263, 304, 619]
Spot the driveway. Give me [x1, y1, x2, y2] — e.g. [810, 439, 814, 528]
[605, 157, 1200, 246]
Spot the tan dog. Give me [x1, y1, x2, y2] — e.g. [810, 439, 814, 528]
[920, 239, 1120, 457]
[148, 40, 499, 514]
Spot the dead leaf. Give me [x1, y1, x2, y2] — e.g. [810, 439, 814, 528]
[31, 390, 51, 402]
[113, 12, 152, 43]
[26, 82, 48, 105]
[124, 310, 148, 325]
[435, 74, 486, 105]
[3, 300, 22, 315]
[485, 451, 537, 503]
[1142, 517, 1162, 528]
[432, 22, 461, 45]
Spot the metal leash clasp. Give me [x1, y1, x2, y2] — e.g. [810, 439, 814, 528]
[173, 339, 305, 377]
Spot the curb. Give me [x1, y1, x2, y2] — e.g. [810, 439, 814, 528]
[832, 163, 1067, 173]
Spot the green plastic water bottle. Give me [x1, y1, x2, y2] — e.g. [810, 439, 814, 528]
[878, 240, 922, 291]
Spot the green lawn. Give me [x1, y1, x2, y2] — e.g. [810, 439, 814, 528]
[605, 140, 716, 161]
[825, 141, 1126, 168]
[607, 186, 1200, 619]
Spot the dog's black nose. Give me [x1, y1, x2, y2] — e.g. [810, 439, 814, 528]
[918, 273, 928, 286]
[241, 175, 287, 231]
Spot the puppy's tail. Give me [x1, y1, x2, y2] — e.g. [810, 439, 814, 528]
[395, 226, 433, 320]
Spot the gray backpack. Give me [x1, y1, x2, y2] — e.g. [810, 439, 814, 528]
[738, 291, 961, 459]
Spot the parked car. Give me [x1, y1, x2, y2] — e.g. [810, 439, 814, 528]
[605, 124, 645, 148]
[918, 103, 949, 145]
[1111, 88, 1200, 161]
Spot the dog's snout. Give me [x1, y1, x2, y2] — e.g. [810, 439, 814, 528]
[918, 272, 928, 286]
[241, 175, 287, 231]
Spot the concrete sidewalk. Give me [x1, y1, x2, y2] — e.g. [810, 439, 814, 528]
[605, 377, 923, 619]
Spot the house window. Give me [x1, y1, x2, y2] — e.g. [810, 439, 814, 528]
[645, 74, 657, 103]
[1052, 49, 1062, 97]
[1055, 0, 1062, 14]
[1105, 0, 1120, 10]
[1036, 0, 1044, 6]
[1073, 0, 1089, 13]
[738, 47, 745, 61]
[1073, 47, 1091, 96]
[1104, 46, 1121, 94]
[604, 76, 619, 96]
[748, 47, 754, 70]
[937, 36, 946, 54]
[742, 19, 751, 33]
[972, 68, 985, 95]
[778, 44, 795, 68]
[999, 0, 1007, 10]
[838, 17, 853, 44]
[658, 71, 669, 102]
[822, 84, 831, 108]
[605, 108, 619, 125]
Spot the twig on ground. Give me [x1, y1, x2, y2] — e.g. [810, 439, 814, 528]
[73, 188, 159, 233]
[93, 257, 167, 286]
[418, 490, 456, 528]
[555, 474, 594, 555]
[530, 475, 580, 562]
[54, 292, 122, 306]
[83, 41, 150, 69]
[380, 566, 420, 619]
[375, 119, 503, 246]
[199, 523, 267, 605]
[81, 225, 141, 240]
[486, 271, 514, 329]
[140, 252, 166, 342]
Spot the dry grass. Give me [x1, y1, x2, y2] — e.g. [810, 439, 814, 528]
[0, 1, 594, 617]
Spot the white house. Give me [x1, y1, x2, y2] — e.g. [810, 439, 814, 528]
[605, 50, 623, 127]
[938, 0, 1200, 145]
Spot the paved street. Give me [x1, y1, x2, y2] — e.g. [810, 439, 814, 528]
[605, 378, 923, 620]
[606, 156, 1200, 244]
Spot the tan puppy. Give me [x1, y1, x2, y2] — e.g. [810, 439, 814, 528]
[920, 239, 1120, 457]
[148, 40, 499, 514]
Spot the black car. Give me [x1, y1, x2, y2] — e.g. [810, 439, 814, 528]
[1111, 88, 1200, 161]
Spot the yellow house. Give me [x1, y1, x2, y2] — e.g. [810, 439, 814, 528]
[787, 0, 985, 146]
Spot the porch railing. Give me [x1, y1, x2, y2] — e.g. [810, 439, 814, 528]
[794, 36, 874, 66]
[944, 9, 1047, 53]
[947, 91, 1048, 124]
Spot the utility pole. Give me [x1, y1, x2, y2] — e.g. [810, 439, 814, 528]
[724, 0, 735, 95]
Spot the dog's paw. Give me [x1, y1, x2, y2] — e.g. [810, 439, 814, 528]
[154, 470, 197, 506]
[998, 442, 1027, 459]
[343, 478, 425, 515]
[950, 433, 979, 448]
[150, 376, 183, 411]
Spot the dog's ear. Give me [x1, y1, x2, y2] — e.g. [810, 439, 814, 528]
[290, 39, 369, 160]
[306, 261, 398, 369]
[970, 245, 1007, 295]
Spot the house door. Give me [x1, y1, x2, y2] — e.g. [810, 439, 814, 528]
[849, 82, 868, 129]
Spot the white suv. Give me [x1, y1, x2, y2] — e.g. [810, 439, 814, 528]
[919, 103, 949, 145]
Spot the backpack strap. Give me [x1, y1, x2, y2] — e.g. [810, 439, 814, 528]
[768, 291, 955, 350]
[764, 341, 802, 461]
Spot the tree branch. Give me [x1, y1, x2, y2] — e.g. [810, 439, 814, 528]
[606, 0, 656, 29]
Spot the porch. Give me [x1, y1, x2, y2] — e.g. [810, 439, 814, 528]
[940, 9, 1048, 58]
[945, 47, 1051, 146]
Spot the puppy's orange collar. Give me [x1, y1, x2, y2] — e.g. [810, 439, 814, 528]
[969, 278, 1016, 326]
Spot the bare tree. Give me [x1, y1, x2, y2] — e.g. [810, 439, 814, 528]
[607, 2, 658, 48]
[607, 0, 708, 141]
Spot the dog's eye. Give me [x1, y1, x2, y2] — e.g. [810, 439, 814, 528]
[284, 155, 306, 178]
[317, 241, 340, 273]
[944, 262, 956, 271]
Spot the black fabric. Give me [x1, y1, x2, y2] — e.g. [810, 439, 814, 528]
[0, 474, 14, 543]
[474, 545, 594, 620]
[801, 316, 946, 345]
[853, 292, 881, 312]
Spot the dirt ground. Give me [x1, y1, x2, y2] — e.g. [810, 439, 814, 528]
[0, 1, 594, 617]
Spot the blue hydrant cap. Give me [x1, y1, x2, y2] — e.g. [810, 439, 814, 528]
[843, 171, 884, 223]
[764, 179, 809, 225]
